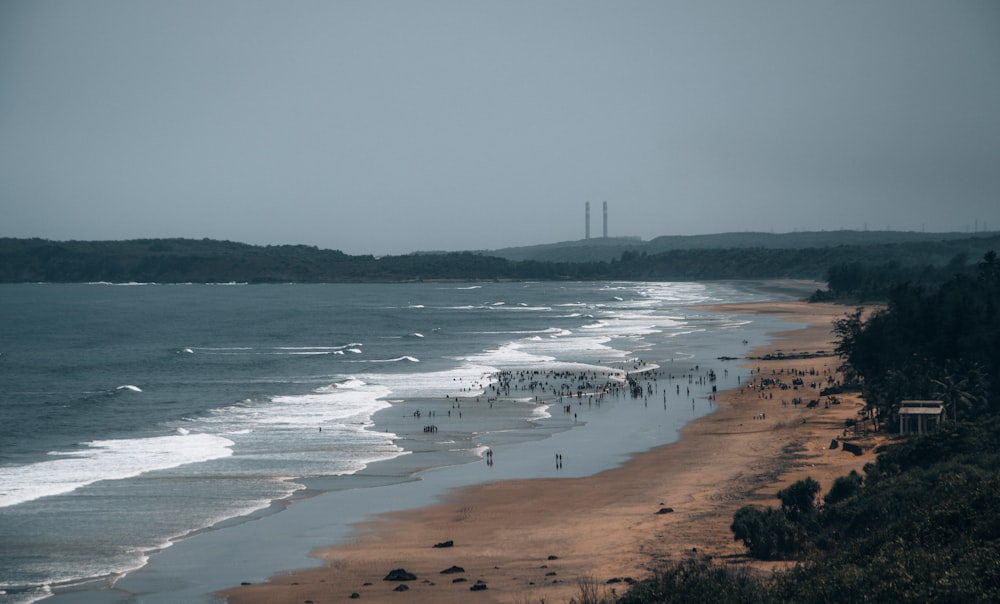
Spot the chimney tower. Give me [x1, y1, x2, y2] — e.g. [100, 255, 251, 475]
[585, 202, 591, 239]
[603, 201, 608, 238]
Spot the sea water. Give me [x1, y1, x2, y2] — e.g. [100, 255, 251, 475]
[0, 281, 805, 603]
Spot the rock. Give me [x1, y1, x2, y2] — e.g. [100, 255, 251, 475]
[393, 584, 409, 592]
[440, 565, 465, 574]
[384, 568, 417, 582]
[656, 507, 674, 514]
[842, 441, 863, 456]
[349, 593, 360, 599]
[829, 438, 839, 449]
[452, 577, 468, 583]
[433, 539, 454, 548]
[547, 554, 559, 560]
[470, 581, 488, 591]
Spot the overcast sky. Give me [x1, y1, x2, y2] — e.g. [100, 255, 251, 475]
[2, 1, 998, 256]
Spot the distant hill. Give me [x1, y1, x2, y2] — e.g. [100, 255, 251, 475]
[484, 230, 1000, 263]
[1, 231, 998, 284]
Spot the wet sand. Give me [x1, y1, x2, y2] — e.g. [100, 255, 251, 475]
[221, 300, 876, 604]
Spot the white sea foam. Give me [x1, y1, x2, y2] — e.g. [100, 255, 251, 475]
[189, 379, 408, 480]
[202, 378, 397, 433]
[116, 384, 142, 392]
[344, 355, 418, 363]
[184, 343, 364, 356]
[357, 363, 499, 399]
[0, 433, 234, 508]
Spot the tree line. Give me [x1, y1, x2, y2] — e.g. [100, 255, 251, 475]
[2, 235, 998, 283]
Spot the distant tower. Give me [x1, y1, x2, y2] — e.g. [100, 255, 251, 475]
[585, 202, 591, 239]
[603, 201, 608, 238]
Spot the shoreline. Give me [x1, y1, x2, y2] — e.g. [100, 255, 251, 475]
[221, 300, 875, 604]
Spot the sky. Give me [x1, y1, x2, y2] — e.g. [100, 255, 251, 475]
[2, 1, 999, 256]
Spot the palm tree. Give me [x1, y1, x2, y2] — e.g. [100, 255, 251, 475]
[931, 366, 988, 422]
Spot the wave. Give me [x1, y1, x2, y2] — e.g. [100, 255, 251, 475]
[199, 379, 403, 445]
[86, 281, 158, 286]
[318, 377, 369, 391]
[116, 385, 143, 393]
[355, 362, 497, 399]
[345, 356, 419, 363]
[0, 433, 235, 508]
[183, 343, 364, 356]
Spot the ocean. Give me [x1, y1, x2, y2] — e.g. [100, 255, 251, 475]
[0, 280, 808, 603]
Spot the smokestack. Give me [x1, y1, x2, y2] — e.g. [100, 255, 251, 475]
[603, 201, 608, 238]
[585, 202, 590, 239]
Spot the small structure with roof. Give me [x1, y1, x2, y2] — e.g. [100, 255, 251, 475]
[897, 400, 945, 435]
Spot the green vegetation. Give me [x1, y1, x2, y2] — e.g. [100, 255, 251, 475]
[810, 252, 974, 302]
[570, 252, 1000, 603]
[2, 233, 998, 283]
[834, 251, 999, 419]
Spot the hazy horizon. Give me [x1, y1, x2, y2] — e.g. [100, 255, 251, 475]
[2, 1, 998, 256]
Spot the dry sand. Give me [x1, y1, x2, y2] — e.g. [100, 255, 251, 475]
[221, 300, 879, 604]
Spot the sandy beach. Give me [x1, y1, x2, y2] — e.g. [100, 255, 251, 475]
[221, 300, 876, 604]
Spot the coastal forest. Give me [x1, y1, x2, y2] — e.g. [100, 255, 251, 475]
[1, 233, 998, 285]
[607, 253, 1000, 604]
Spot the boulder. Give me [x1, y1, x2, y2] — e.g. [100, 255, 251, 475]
[384, 568, 417, 582]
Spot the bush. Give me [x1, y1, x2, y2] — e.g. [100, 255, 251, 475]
[731, 506, 810, 560]
[616, 560, 776, 604]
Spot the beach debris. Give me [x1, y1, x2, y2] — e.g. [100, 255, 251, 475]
[384, 568, 417, 581]
[433, 539, 454, 548]
[440, 565, 465, 574]
[470, 580, 488, 591]
[656, 507, 674, 514]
